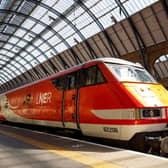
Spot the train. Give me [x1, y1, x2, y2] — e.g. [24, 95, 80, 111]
[0, 58, 168, 153]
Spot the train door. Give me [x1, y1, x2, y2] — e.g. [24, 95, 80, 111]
[63, 72, 80, 129]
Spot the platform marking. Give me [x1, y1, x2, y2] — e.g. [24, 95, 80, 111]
[2, 125, 168, 162]
[0, 129, 122, 168]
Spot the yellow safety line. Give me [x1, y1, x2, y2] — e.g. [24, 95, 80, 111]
[0, 129, 122, 168]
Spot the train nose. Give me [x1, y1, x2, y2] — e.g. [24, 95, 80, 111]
[160, 137, 168, 154]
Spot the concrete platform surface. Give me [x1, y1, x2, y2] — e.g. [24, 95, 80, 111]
[0, 124, 167, 168]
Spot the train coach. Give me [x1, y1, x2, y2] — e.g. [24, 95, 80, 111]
[0, 58, 168, 153]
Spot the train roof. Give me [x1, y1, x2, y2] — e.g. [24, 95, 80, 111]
[84, 57, 143, 68]
[0, 58, 143, 95]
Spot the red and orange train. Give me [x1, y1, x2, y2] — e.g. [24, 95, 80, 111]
[0, 58, 168, 152]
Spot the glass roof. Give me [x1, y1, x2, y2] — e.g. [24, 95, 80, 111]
[0, 0, 159, 89]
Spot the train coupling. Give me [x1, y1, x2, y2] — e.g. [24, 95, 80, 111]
[145, 136, 168, 154]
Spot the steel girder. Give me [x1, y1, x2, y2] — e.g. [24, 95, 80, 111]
[0, 44, 43, 81]
[114, 0, 148, 69]
[0, 22, 60, 72]
[0, 55, 28, 80]
[26, 0, 98, 60]
[0, 10, 72, 69]
[0, 71, 16, 89]
[0, 32, 58, 74]
[74, 0, 120, 57]
[160, 0, 168, 17]
[0, 9, 82, 67]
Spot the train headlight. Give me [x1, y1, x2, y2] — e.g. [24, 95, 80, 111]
[140, 108, 162, 119]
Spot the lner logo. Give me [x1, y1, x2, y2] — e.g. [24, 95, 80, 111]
[36, 92, 52, 105]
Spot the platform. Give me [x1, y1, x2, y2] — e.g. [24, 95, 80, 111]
[0, 125, 167, 168]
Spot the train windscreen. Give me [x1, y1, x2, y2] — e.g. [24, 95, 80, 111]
[106, 64, 157, 83]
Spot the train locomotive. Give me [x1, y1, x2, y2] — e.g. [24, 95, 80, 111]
[0, 58, 168, 153]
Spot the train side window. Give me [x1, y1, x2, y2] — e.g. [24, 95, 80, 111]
[66, 73, 76, 90]
[52, 77, 65, 90]
[80, 66, 106, 87]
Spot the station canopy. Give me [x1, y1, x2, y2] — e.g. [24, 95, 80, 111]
[0, 0, 159, 91]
